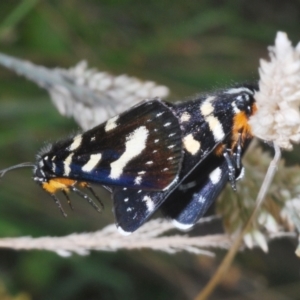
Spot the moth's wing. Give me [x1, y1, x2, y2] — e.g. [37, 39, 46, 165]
[172, 85, 256, 182]
[162, 137, 251, 230]
[159, 89, 256, 229]
[112, 160, 227, 234]
[112, 87, 257, 233]
[112, 187, 170, 234]
[111, 99, 224, 234]
[46, 99, 183, 190]
[161, 157, 229, 230]
[112, 150, 224, 234]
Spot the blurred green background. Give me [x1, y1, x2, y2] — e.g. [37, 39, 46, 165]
[0, 1, 300, 299]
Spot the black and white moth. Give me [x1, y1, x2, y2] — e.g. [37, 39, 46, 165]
[0, 84, 257, 234]
[0, 99, 183, 216]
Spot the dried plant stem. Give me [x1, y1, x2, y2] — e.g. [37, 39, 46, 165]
[0, 218, 234, 256]
[0, 233, 228, 256]
[195, 144, 281, 300]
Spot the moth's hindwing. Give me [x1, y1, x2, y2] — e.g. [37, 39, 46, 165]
[113, 186, 170, 234]
[39, 99, 183, 190]
[161, 156, 229, 230]
[113, 154, 227, 234]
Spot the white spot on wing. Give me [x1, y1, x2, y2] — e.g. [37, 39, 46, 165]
[142, 195, 155, 212]
[82, 154, 102, 172]
[180, 112, 191, 122]
[105, 115, 119, 132]
[198, 196, 206, 203]
[172, 219, 193, 231]
[63, 153, 74, 176]
[200, 96, 224, 142]
[206, 116, 225, 142]
[69, 135, 82, 151]
[109, 126, 149, 179]
[134, 176, 142, 185]
[209, 167, 222, 184]
[164, 122, 171, 127]
[183, 134, 201, 155]
[117, 226, 132, 236]
[200, 96, 215, 116]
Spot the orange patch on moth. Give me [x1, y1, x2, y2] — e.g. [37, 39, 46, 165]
[214, 143, 226, 156]
[42, 178, 77, 194]
[231, 103, 257, 149]
[78, 182, 89, 188]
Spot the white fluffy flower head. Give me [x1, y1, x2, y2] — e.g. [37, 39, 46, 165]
[250, 32, 300, 150]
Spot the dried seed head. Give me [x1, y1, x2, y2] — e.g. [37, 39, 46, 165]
[250, 32, 300, 150]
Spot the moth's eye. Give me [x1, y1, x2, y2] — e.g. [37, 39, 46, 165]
[235, 93, 253, 114]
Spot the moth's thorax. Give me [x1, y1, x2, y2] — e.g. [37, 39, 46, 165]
[231, 91, 257, 150]
[174, 85, 257, 158]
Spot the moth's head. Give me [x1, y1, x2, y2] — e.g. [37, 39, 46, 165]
[230, 84, 258, 117]
[33, 143, 56, 184]
[227, 84, 258, 149]
[33, 158, 47, 184]
[0, 142, 56, 186]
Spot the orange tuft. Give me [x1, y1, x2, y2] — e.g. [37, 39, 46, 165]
[231, 103, 257, 150]
[78, 182, 88, 188]
[42, 178, 77, 194]
[214, 143, 226, 157]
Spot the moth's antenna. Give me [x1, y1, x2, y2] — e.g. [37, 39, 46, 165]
[0, 162, 35, 178]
